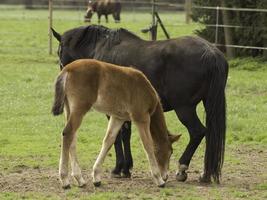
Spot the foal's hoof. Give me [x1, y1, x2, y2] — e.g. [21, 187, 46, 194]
[62, 184, 71, 190]
[176, 172, 188, 182]
[78, 183, 87, 188]
[93, 181, 101, 187]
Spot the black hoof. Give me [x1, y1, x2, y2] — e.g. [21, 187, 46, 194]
[62, 184, 71, 190]
[111, 173, 121, 178]
[110, 171, 121, 178]
[199, 175, 211, 184]
[176, 172, 188, 182]
[121, 171, 131, 178]
[93, 181, 101, 187]
[158, 183, 165, 188]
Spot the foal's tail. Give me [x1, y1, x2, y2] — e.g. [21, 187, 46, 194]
[202, 47, 228, 183]
[52, 72, 67, 116]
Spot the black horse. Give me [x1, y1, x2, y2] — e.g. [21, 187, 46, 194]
[52, 25, 228, 183]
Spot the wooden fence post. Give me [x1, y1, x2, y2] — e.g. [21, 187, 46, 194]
[150, 0, 157, 40]
[185, 0, 192, 24]
[48, 0, 53, 55]
[221, 0, 235, 58]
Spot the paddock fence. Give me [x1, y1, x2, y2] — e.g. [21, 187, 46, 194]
[192, 5, 267, 52]
[1, 0, 267, 55]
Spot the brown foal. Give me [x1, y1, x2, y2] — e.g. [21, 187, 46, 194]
[52, 59, 180, 188]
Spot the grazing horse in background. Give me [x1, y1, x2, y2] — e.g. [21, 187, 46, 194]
[84, 0, 121, 23]
[52, 59, 180, 188]
[51, 25, 228, 183]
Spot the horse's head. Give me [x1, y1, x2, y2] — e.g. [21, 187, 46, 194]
[51, 26, 100, 70]
[85, 1, 96, 22]
[156, 131, 181, 181]
[51, 25, 120, 70]
[51, 28, 74, 70]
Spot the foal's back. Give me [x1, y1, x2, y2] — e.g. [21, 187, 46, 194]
[63, 59, 159, 120]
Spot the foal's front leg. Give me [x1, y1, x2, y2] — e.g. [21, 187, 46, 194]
[134, 118, 165, 187]
[92, 116, 124, 186]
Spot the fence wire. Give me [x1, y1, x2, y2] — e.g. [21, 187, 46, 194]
[1, 1, 267, 53]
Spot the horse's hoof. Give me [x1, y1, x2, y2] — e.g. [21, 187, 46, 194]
[158, 183, 165, 188]
[93, 181, 101, 187]
[121, 172, 131, 178]
[62, 184, 71, 190]
[176, 172, 188, 182]
[199, 174, 211, 184]
[110, 172, 121, 178]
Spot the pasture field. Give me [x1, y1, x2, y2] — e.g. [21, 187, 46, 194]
[0, 7, 267, 200]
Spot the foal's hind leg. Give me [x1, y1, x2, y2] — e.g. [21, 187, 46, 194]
[69, 133, 86, 187]
[134, 116, 165, 187]
[174, 106, 206, 182]
[59, 109, 85, 189]
[92, 116, 124, 186]
[63, 102, 86, 187]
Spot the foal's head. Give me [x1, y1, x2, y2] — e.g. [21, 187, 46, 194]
[155, 132, 181, 181]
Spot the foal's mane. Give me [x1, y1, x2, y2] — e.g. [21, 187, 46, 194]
[62, 25, 141, 49]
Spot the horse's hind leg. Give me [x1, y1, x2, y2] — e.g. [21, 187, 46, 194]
[92, 116, 124, 186]
[59, 109, 85, 189]
[134, 116, 165, 187]
[174, 106, 206, 182]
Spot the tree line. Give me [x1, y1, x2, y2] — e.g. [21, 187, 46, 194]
[192, 0, 267, 57]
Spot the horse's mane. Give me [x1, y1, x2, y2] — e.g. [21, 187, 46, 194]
[62, 25, 141, 49]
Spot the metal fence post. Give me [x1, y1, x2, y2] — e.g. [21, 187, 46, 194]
[215, 6, 219, 45]
[48, 0, 53, 55]
[150, 0, 157, 40]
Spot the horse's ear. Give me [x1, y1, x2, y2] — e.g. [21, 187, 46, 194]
[51, 28, 61, 42]
[168, 133, 181, 144]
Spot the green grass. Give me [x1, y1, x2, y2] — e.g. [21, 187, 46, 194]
[0, 7, 267, 200]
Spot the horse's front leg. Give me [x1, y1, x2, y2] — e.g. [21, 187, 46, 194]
[97, 13, 101, 24]
[121, 121, 133, 178]
[105, 14, 108, 23]
[92, 116, 124, 186]
[111, 121, 133, 178]
[111, 131, 124, 177]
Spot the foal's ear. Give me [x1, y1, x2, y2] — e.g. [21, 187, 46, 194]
[51, 28, 61, 42]
[168, 133, 181, 144]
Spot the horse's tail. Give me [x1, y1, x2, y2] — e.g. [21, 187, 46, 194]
[52, 71, 67, 116]
[202, 47, 228, 183]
